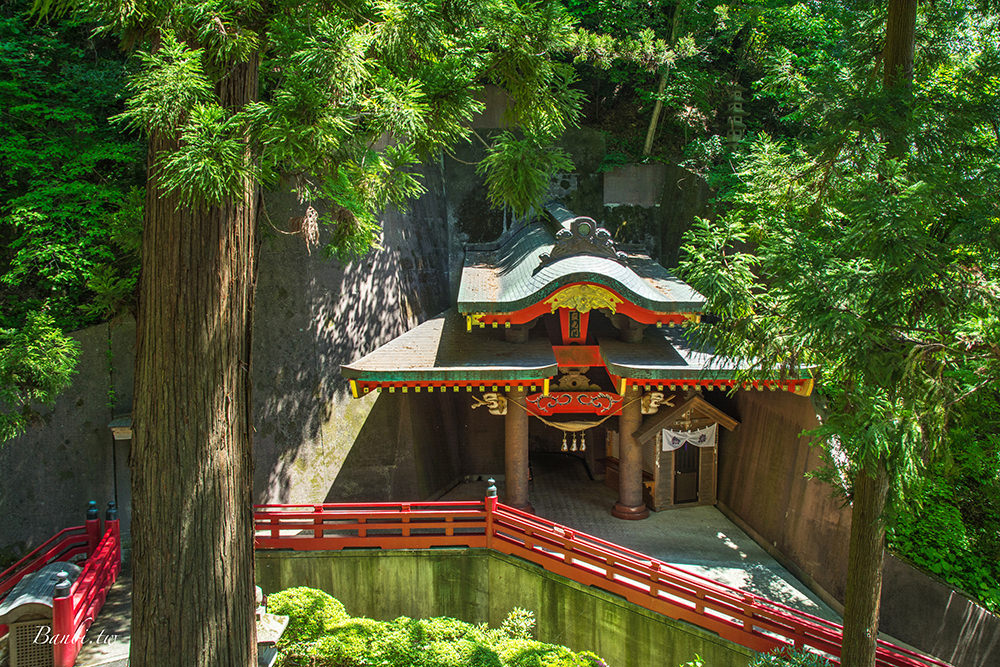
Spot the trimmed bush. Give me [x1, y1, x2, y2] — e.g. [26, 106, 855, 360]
[266, 587, 348, 646]
[271, 587, 607, 667]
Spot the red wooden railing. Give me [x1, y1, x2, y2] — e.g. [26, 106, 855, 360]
[254, 495, 951, 667]
[0, 503, 122, 667]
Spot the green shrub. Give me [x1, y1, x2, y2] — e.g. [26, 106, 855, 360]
[499, 608, 536, 640]
[887, 474, 1000, 611]
[750, 648, 833, 667]
[270, 588, 606, 667]
[266, 587, 348, 646]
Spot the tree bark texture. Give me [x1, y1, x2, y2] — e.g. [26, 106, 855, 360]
[130, 55, 260, 667]
[841, 459, 890, 667]
[883, 0, 917, 92]
[882, 0, 917, 157]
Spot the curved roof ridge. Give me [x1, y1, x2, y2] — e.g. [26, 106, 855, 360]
[458, 206, 704, 314]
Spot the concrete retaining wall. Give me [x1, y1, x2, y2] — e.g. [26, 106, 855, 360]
[256, 548, 754, 667]
[716, 390, 851, 604]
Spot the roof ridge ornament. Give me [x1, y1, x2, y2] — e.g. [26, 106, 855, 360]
[538, 215, 629, 269]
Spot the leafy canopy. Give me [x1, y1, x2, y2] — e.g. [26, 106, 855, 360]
[0, 1, 143, 332]
[37, 0, 588, 255]
[0, 1, 141, 440]
[0, 312, 79, 441]
[680, 0, 1000, 506]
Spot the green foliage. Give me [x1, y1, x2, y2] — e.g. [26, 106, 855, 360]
[478, 133, 574, 219]
[62, 0, 585, 246]
[750, 648, 833, 667]
[266, 587, 348, 646]
[679, 1, 1000, 502]
[272, 590, 606, 667]
[0, 1, 141, 441]
[498, 607, 535, 641]
[0, 2, 143, 333]
[886, 388, 1000, 611]
[116, 31, 215, 136]
[0, 312, 79, 441]
[679, 3, 1000, 647]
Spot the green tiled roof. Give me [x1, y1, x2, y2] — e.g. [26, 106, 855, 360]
[458, 221, 705, 314]
[341, 309, 557, 382]
[342, 311, 765, 383]
[600, 327, 744, 380]
[600, 328, 806, 380]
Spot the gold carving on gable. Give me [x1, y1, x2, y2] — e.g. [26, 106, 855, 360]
[553, 368, 601, 391]
[545, 285, 623, 314]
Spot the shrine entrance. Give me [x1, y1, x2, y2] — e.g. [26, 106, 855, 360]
[674, 443, 700, 504]
[341, 203, 813, 518]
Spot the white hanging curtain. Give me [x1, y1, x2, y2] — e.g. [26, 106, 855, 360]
[661, 424, 717, 452]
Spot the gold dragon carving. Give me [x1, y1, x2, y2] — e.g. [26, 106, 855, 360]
[641, 392, 673, 414]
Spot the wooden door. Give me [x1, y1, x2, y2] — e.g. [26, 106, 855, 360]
[674, 443, 699, 504]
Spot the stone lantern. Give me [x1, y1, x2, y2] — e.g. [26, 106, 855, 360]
[725, 85, 747, 148]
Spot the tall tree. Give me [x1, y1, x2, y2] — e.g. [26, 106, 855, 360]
[38, 1, 584, 665]
[680, 2, 1000, 666]
[840, 3, 916, 664]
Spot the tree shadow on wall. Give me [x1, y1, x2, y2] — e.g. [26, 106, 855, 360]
[252, 172, 451, 504]
[319, 391, 462, 503]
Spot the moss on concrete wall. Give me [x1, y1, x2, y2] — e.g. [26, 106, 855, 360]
[256, 549, 753, 667]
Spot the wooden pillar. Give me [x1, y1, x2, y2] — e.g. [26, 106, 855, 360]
[505, 388, 532, 512]
[613, 385, 649, 519]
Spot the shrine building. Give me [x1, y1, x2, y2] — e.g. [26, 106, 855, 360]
[342, 204, 813, 518]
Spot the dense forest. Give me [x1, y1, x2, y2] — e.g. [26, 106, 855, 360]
[1, 1, 997, 666]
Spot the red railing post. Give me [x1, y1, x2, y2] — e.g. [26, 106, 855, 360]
[485, 478, 497, 548]
[85, 500, 101, 559]
[52, 570, 76, 667]
[106, 501, 122, 574]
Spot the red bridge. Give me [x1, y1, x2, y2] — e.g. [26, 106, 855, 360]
[255, 492, 950, 667]
[0, 503, 122, 667]
[0, 497, 949, 667]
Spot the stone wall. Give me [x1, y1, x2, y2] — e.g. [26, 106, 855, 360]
[0, 319, 135, 561]
[251, 169, 459, 504]
[256, 549, 754, 667]
[716, 390, 851, 604]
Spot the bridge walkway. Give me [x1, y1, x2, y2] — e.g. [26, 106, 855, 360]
[440, 452, 840, 623]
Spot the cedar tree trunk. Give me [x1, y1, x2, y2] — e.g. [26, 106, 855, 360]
[130, 55, 260, 667]
[841, 459, 890, 667]
[840, 5, 917, 666]
[882, 0, 917, 158]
